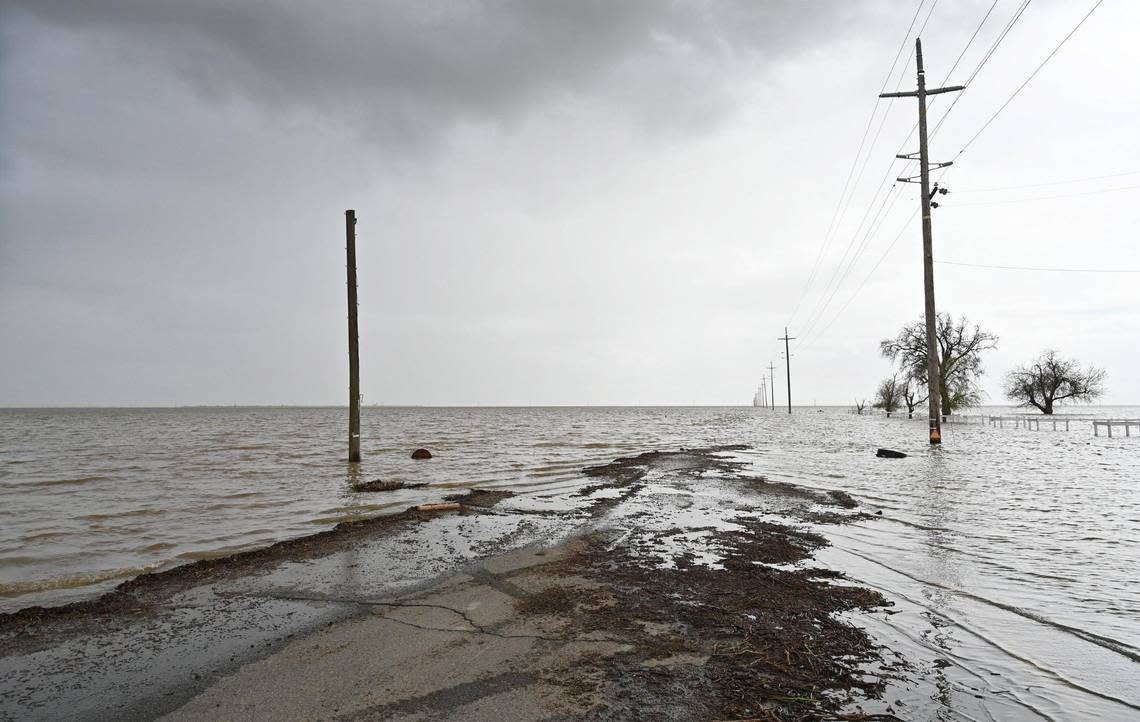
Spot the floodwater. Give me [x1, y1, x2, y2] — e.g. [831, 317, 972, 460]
[2, 405, 1138, 720]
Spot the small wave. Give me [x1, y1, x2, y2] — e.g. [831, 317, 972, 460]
[841, 546, 1140, 663]
[78, 508, 164, 521]
[15, 475, 108, 487]
[305, 507, 403, 525]
[20, 530, 73, 542]
[0, 562, 165, 597]
[527, 468, 580, 479]
[193, 499, 294, 513]
[176, 545, 263, 561]
[0, 555, 46, 566]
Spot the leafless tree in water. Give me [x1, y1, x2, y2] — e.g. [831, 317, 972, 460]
[1003, 350, 1106, 415]
[872, 377, 902, 417]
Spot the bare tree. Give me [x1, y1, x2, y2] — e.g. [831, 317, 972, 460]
[853, 399, 867, 415]
[901, 378, 926, 419]
[880, 313, 998, 416]
[1003, 350, 1106, 415]
[872, 377, 902, 417]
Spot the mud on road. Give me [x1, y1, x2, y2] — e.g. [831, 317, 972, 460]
[2, 446, 898, 722]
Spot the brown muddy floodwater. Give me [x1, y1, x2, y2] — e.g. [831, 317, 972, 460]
[1, 405, 1138, 720]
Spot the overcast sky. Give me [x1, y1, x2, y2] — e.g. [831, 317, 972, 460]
[2, 0, 1137, 406]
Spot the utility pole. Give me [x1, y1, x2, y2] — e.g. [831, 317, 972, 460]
[767, 361, 777, 411]
[759, 379, 767, 408]
[777, 328, 795, 414]
[345, 210, 361, 463]
[880, 38, 963, 446]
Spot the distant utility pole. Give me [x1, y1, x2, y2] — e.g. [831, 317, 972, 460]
[760, 378, 767, 408]
[879, 38, 963, 446]
[345, 210, 361, 463]
[777, 328, 795, 414]
[768, 361, 777, 411]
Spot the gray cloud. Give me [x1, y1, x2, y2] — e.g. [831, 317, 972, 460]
[2, 1, 1137, 406]
[5, 1, 857, 146]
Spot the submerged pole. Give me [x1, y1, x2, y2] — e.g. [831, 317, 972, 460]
[768, 362, 777, 411]
[346, 210, 361, 463]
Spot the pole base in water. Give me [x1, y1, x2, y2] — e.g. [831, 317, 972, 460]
[929, 428, 942, 445]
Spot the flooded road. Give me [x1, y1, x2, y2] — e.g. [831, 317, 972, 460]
[2, 405, 1138, 719]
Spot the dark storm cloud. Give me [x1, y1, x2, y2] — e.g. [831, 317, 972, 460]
[8, 0, 1132, 406]
[5, 0, 854, 144]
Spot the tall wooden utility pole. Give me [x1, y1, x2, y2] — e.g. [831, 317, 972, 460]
[778, 328, 795, 415]
[767, 362, 777, 411]
[880, 38, 963, 446]
[345, 210, 361, 463]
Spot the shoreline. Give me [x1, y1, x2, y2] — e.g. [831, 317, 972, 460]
[1, 446, 894, 721]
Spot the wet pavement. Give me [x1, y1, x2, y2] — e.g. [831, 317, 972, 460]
[1, 447, 875, 722]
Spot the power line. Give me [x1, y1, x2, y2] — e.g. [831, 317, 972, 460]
[949, 182, 1140, 206]
[800, 163, 954, 350]
[957, 0, 1106, 156]
[803, 0, 1106, 347]
[936, 260, 1140, 273]
[797, 0, 1000, 340]
[928, 0, 1034, 140]
[941, 0, 1001, 83]
[792, 1, 938, 330]
[801, 206, 920, 350]
[953, 169, 1140, 192]
[963, 0, 1034, 86]
[800, 183, 906, 342]
[787, 0, 928, 326]
[797, 155, 908, 339]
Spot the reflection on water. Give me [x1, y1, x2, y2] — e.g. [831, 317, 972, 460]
[1, 405, 1139, 718]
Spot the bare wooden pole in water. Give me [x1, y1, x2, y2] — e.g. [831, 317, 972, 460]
[767, 362, 777, 411]
[880, 38, 964, 445]
[346, 210, 361, 463]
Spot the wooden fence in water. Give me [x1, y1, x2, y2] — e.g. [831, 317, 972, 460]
[1092, 419, 1140, 437]
[986, 414, 1100, 431]
[865, 412, 1136, 438]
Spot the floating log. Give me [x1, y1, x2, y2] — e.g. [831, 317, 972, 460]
[414, 503, 461, 512]
[876, 448, 907, 459]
